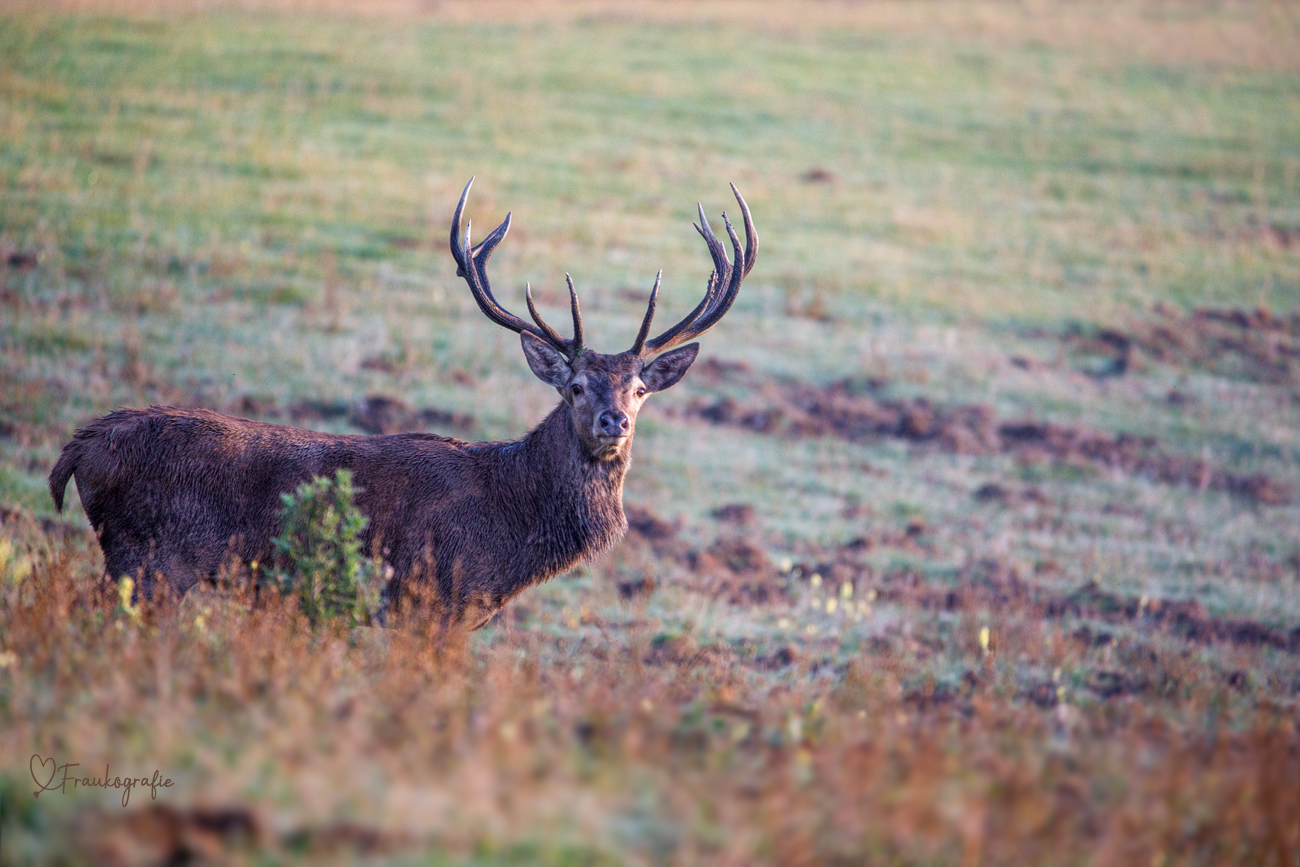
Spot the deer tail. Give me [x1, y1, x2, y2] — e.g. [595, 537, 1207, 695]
[48, 439, 81, 512]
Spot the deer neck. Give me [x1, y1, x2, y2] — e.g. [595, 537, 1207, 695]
[523, 401, 630, 501]
[508, 402, 630, 574]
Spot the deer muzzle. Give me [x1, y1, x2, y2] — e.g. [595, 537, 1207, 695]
[593, 410, 631, 453]
[598, 410, 631, 438]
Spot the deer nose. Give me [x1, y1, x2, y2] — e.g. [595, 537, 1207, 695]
[598, 410, 630, 437]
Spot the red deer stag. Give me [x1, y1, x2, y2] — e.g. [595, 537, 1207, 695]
[49, 179, 757, 628]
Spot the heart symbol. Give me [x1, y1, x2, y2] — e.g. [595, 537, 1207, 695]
[30, 754, 56, 797]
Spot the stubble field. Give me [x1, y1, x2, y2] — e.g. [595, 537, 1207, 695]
[1, 2, 1299, 864]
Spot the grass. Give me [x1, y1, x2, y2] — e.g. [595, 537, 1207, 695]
[1, 1, 1299, 863]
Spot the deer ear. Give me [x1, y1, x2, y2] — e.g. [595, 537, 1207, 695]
[641, 343, 699, 393]
[521, 332, 572, 388]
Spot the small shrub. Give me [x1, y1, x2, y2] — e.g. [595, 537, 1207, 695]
[269, 469, 389, 628]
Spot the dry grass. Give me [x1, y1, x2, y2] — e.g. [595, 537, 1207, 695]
[2, 514, 1298, 864]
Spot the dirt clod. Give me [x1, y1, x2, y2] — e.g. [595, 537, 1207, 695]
[625, 505, 679, 542]
[714, 503, 756, 525]
[617, 575, 656, 599]
[687, 538, 785, 605]
[5, 250, 38, 269]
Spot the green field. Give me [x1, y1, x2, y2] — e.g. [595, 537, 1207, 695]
[2, 2, 1299, 864]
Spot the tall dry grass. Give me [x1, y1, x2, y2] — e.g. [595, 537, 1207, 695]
[2, 513, 1297, 864]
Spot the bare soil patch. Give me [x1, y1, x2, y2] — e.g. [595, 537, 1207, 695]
[679, 361, 1292, 505]
[824, 548, 1300, 654]
[623, 504, 788, 607]
[232, 393, 473, 435]
[624, 502, 1299, 654]
[1063, 305, 1300, 386]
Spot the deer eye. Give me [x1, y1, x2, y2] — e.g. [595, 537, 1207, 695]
[570, 383, 583, 396]
[635, 387, 647, 398]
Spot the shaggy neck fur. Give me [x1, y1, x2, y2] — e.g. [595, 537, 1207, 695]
[479, 401, 630, 597]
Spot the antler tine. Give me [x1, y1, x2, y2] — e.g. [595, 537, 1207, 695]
[639, 271, 714, 353]
[566, 274, 584, 356]
[449, 178, 574, 357]
[629, 270, 661, 355]
[525, 283, 568, 348]
[640, 185, 757, 355]
[695, 203, 732, 283]
[449, 178, 474, 276]
[665, 213, 744, 340]
[731, 182, 758, 277]
[470, 212, 511, 264]
[633, 209, 727, 354]
[524, 278, 583, 355]
[722, 212, 744, 281]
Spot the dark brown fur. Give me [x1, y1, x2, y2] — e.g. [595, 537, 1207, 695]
[49, 346, 696, 628]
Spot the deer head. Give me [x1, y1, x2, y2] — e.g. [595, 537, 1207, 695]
[449, 179, 758, 460]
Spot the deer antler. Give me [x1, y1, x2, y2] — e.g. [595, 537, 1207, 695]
[633, 184, 757, 356]
[450, 178, 583, 358]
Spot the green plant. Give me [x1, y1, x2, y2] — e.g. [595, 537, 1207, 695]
[270, 469, 388, 628]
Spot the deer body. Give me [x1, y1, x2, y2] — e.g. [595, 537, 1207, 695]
[51, 400, 629, 627]
[49, 180, 756, 627]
